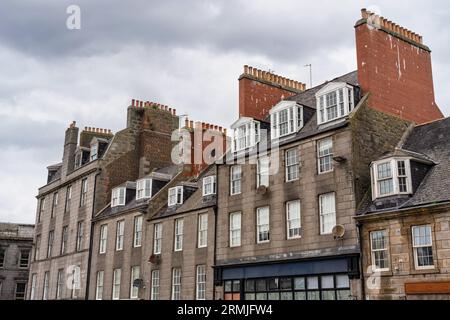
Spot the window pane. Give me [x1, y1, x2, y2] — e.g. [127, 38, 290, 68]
[337, 290, 352, 300]
[336, 275, 350, 289]
[256, 279, 266, 292]
[307, 277, 319, 290]
[294, 291, 307, 300]
[307, 291, 320, 300]
[268, 292, 280, 300]
[294, 277, 305, 290]
[322, 291, 336, 300]
[280, 292, 293, 300]
[321, 276, 334, 289]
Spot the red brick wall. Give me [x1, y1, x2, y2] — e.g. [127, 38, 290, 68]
[355, 23, 444, 124]
[239, 77, 297, 121]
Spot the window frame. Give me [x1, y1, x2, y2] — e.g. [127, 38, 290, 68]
[232, 119, 261, 152]
[133, 216, 143, 248]
[197, 213, 208, 248]
[174, 218, 184, 252]
[80, 178, 88, 207]
[47, 230, 54, 258]
[316, 84, 355, 125]
[168, 186, 183, 207]
[256, 207, 270, 244]
[370, 230, 390, 272]
[372, 158, 413, 200]
[171, 268, 182, 300]
[153, 223, 162, 254]
[99, 224, 108, 254]
[230, 165, 242, 195]
[65, 185, 72, 213]
[96, 271, 104, 300]
[286, 200, 302, 240]
[51, 192, 58, 218]
[196, 265, 207, 300]
[111, 187, 126, 207]
[202, 176, 217, 196]
[30, 273, 37, 300]
[285, 148, 300, 182]
[151, 270, 160, 300]
[42, 271, 49, 300]
[317, 138, 334, 174]
[229, 212, 242, 248]
[115, 220, 125, 251]
[56, 269, 64, 300]
[19, 249, 30, 269]
[112, 268, 121, 300]
[76, 221, 84, 252]
[257, 156, 270, 187]
[130, 266, 140, 299]
[60, 226, 68, 255]
[136, 178, 152, 200]
[412, 225, 435, 270]
[319, 193, 337, 235]
[270, 103, 304, 139]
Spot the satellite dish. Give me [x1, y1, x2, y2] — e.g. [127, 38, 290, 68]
[256, 185, 268, 195]
[332, 225, 346, 239]
[133, 278, 144, 288]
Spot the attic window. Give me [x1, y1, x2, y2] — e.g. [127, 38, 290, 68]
[90, 144, 98, 161]
[316, 83, 355, 125]
[136, 179, 152, 200]
[371, 158, 412, 200]
[111, 187, 126, 207]
[231, 118, 260, 152]
[202, 176, 217, 196]
[168, 186, 183, 207]
[270, 101, 303, 139]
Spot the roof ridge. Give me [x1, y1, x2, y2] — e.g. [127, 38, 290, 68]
[414, 116, 450, 127]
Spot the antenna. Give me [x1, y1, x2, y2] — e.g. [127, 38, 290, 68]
[304, 64, 312, 89]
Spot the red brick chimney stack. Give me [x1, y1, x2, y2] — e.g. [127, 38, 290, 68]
[355, 8, 443, 124]
[239, 65, 306, 121]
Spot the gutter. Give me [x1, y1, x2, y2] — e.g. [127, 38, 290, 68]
[212, 163, 219, 301]
[85, 170, 101, 300]
[356, 222, 366, 301]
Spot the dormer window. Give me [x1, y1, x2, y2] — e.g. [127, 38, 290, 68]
[90, 144, 98, 161]
[371, 158, 412, 199]
[168, 186, 183, 207]
[202, 176, 217, 196]
[270, 101, 303, 139]
[231, 118, 260, 152]
[136, 179, 152, 200]
[111, 187, 126, 207]
[316, 82, 355, 125]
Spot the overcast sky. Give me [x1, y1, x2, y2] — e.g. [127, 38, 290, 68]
[1, 0, 449, 224]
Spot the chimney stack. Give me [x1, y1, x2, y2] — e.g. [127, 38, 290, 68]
[61, 121, 79, 177]
[355, 8, 443, 124]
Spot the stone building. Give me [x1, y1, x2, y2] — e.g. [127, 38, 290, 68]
[356, 117, 450, 300]
[0, 223, 34, 300]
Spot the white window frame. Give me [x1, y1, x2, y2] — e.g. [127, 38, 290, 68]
[80, 178, 88, 207]
[318, 138, 333, 174]
[256, 207, 270, 244]
[90, 143, 98, 161]
[316, 83, 355, 125]
[197, 213, 208, 248]
[229, 212, 242, 248]
[319, 193, 337, 235]
[112, 269, 121, 300]
[412, 225, 435, 270]
[285, 148, 300, 182]
[370, 230, 390, 272]
[99, 224, 108, 254]
[153, 223, 162, 254]
[371, 158, 413, 200]
[231, 118, 261, 152]
[202, 176, 217, 196]
[230, 165, 242, 195]
[96, 271, 104, 300]
[171, 268, 182, 300]
[286, 200, 301, 239]
[116, 220, 125, 251]
[56, 269, 63, 300]
[136, 178, 152, 200]
[133, 216, 143, 248]
[174, 218, 184, 252]
[196, 265, 207, 300]
[76, 221, 84, 252]
[270, 102, 304, 139]
[151, 270, 160, 300]
[130, 266, 140, 299]
[168, 186, 183, 206]
[257, 157, 270, 187]
[111, 187, 126, 207]
[61, 226, 68, 255]
[47, 230, 54, 258]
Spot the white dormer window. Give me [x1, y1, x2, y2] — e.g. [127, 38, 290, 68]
[270, 101, 303, 139]
[168, 186, 183, 206]
[231, 117, 260, 152]
[316, 82, 355, 125]
[136, 179, 152, 200]
[90, 144, 98, 161]
[371, 158, 412, 200]
[202, 176, 216, 196]
[111, 187, 126, 207]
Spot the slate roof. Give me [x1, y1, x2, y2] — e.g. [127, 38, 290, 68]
[358, 117, 450, 215]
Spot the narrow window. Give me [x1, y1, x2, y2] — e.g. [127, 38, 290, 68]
[171, 268, 182, 300]
[96, 271, 104, 300]
[230, 165, 242, 195]
[130, 266, 140, 299]
[412, 225, 434, 269]
[174, 219, 184, 251]
[80, 178, 88, 207]
[38, 197, 45, 223]
[133, 216, 143, 247]
[285, 148, 299, 182]
[318, 138, 333, 174]
[319, 193, 336, 235]
[14, 282, 26, 300]
[256, 207, 270, 243]
[376, 162, 394, 196]
[111, 187, 126, 207]
[202, 176, 217, 196]
[47, 230, 54, 258]
[99, 225, 108, 254]
[196, 265, 207, 300]
[43, 272, 49, 300]
[112, 269, 121, 300]
[370, 230, 390, 271]
[65, 186, 72, 213]
[136, 179, 152, 200]
[56, 269, 64, 300]
[168, 186, 183, 206]
[116, 220, 125, 251]
[286, 200, 301, 239]
[153, 223, 162, 254]
[30, 274, 37, 300]
[257, 157, 270, 187]
[51, 192, 58, 218]
[76, 222, 84, 252]
[61, 226, 68, 255]
[198, 214, 208, 248]
[229, 212, 242, 247]
[35, 235, 41, 260]
[19, 249, 30, 268]
[151, 270, 160, 300]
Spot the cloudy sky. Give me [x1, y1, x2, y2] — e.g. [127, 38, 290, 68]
[1, 0, 449, 224]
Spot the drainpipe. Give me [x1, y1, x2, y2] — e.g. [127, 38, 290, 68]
[212, 164, 219, 300]
[85, 170, 101, 300]
[356, 221, 366, 300]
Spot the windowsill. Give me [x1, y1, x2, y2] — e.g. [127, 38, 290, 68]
[257, 241, 270, 245]
[230, 193, 242, 197]
[203, 193, 216, 197]
[411, 267, 439, 275]
[285, 179, 299, 183]
[318, 170, 334, 175]
[287, 236, 302, 241]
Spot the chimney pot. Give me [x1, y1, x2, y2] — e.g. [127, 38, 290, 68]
[244, 65, 249, 74]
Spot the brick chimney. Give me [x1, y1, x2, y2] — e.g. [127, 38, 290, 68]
[239, 65, 306, 121]
[355, 9, 444, 124]
[61, 121, 79, 177]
